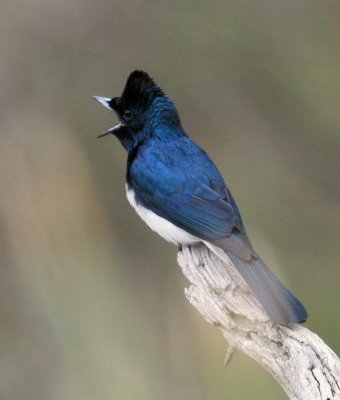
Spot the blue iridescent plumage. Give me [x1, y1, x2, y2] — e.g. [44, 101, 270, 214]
[93, 70, 308, 325]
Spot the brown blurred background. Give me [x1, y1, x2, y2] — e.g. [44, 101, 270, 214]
[1, 1, 339, 399]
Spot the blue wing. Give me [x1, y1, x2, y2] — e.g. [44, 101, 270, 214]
[127, 137, 253, 258]
[137, 177, 238, 239]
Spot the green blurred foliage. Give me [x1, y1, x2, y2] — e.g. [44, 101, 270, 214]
[0, 1, 339, 399]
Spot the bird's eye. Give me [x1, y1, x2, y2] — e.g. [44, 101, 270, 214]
[123, 109, 133, 120]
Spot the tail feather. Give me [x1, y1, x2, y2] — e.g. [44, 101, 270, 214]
[204, 242, 308, 325]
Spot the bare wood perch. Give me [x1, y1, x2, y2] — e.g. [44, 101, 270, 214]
[177, 244, 340, 400]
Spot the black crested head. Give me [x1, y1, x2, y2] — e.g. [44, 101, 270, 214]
[93, 70, 180, 146]
[114, 70, 164, 111]
[103, 71, 166, 134]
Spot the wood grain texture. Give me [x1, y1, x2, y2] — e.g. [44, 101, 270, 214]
[177, 244, 340, 400]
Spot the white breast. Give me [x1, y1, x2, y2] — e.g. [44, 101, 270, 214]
[126, 185, 200, 245]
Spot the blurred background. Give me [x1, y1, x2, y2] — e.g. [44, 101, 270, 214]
[1, 1, 339, 399]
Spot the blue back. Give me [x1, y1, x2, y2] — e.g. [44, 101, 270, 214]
[126, 102, 245, 241]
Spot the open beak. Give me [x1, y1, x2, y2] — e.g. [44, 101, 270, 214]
[96, 123, 126, 138]
[92, 96, 126, 138]
[92, 96, 112, 111]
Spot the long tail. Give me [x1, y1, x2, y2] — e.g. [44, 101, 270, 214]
[204, 242, 308, 325]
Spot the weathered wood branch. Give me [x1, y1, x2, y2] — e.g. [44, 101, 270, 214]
[177, 244, 340, 400]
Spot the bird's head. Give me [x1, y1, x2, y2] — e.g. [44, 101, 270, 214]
[93, 70, 168, 141]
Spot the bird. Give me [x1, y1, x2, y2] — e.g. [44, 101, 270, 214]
[93, 70, 308, 325]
